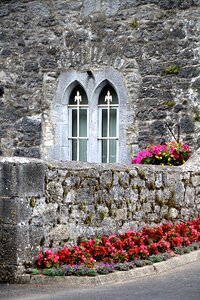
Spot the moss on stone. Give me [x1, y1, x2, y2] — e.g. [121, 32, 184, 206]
[30, 197, 36, 208]
[130, 19, 138, 29]
[165, 100, 175, 108]
[84, 214, 93, 225]
[146, 181, 156, 190]
[155, 195, 165, 207]
[163, 64, 180, 75]
[193, 108, 200, 122]
[99, 210, 107, 221]
[138, 169, 146, 180]
[78, 203, 86, 211]
[40, 236, 45, 247]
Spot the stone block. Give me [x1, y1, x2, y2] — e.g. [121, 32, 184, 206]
[17, 162, 45, 197]
[191, 175, 200, 187]
[0, 265, 18, 283]
[100, 171, 113, 189]
[29, 225, 46, 258]
[0, 197, 31, 225]
[0, 163, 18, 197]
[0, 224, 30, 265]
[0, 158, 45, 197]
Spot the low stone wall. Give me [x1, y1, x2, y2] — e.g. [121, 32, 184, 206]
[0, 153, 200, 282]
[42, 155, 200, 251]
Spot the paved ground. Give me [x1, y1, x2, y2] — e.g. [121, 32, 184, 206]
[0, 260, 200, 300]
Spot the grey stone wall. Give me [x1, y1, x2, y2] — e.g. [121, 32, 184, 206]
[0, 157, 45, 283]
[0, 0, 200, 158]
[41, 155, 200, 251]
[0, 153, 200, 282]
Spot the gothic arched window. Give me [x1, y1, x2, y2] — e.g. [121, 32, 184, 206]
[98, 84, 119, 163]
[48, 69, 129, 164]
[68, 84, 88, 161]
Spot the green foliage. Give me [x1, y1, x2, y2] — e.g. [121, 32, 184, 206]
[78, 203, 86, 211]
[174, 247, 184, 255]
[143, 260, 153, 265]
[115, 263, 129, 271]
[134, 260, 144, 267]
[149, 255, 164, 263]
[138, 169, 146, 179]
[183, 246, 193, 254]
[130, 19, 139, 29]
[30, 197, 36, 208]
[165, 100, 175, 108]
[43, 268, 64, 276]
[86, 269, 97, 276]
[192, 243, 200, 250]
[99, 210, 107, 221]
[31, 268, 40, 275]
[163, 64, 180, 75]
[193, 109, 200, 122]
[84, 214, 93, 224]
[75, 266, 88, 276]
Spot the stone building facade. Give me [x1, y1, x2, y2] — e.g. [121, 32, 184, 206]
[0, 0, 200, 163]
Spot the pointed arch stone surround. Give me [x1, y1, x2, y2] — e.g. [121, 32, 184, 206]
[46, 68, 130, 164]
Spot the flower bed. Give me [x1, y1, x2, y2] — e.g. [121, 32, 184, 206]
[132, 142, 192, 166]
[31, 218, 200, 276]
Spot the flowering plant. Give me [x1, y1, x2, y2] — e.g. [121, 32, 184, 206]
[132, 142, 192, 166]
[35, 218, 200, 269]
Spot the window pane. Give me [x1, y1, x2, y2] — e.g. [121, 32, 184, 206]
[109, 109, 117, 137]
[72, 110, 77, 137]
[79, 139, 87, 162]
[72, 140, 77, 160]
[109, 140, 117, 163]
[79, 109, 87, 137]
[102, 109, 107, 137]
[102, 140, 107, 163]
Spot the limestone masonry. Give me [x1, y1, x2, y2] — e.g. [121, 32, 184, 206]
[0, 0, 200, 158]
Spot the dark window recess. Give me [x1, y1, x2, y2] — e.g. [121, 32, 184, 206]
[0, 86, 4, 97]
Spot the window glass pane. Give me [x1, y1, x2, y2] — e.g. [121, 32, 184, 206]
[69, 85, 88, 105]
[79, 139, 87, 162]
[109, 140, 117, 163]
[79, 109, 87, 137]
[109, 109, 117, 137]
[72, 140, 77, 160]
[72, 110, 77, 137]
[102, 140, 107, 163]
[102, 109, 107, 137]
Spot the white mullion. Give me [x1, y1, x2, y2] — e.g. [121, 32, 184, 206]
[86, 107, 89, 161]
[107, 101, 110, 163]
[69, 109, 72, 159]
[77, 102, 80, 161]
[99, 108, 102, 163]
[98, 108, 103, 162]
[116, 107, 119, 162]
